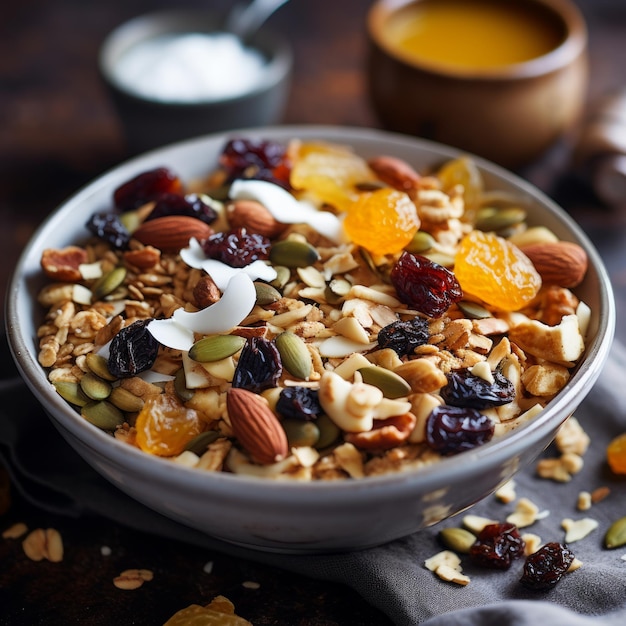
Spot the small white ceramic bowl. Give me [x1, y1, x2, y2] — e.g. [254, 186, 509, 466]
[6, 126, 615, 553]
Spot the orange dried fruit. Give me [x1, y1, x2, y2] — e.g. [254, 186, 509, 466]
[607, 433, 626, 474]
[438, 156, 483, 216]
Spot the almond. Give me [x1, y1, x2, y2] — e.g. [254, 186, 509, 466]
[132, 216, 212, 253]
[520, 241, 588, 288]
[227, 199, 286, 238]
[123, 246, 161, 269]
[226, 388, 288, 465]
[367, 155, 421, 193]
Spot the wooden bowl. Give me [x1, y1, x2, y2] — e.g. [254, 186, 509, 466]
[366, 0, 588, 168]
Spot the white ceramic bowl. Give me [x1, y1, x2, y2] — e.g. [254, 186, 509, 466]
[5, 126, 615, 553]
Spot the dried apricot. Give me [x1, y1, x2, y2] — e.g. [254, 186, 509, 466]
[607, 433, 626, 474]
[438, 156, 483, 216]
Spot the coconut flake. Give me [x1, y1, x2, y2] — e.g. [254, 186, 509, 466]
[229, 179, 346, 243]
[148, 318, 195, 351]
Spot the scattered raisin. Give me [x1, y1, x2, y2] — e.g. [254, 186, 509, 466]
[202, 227, 271, 268]
[441, 369, 515, 409]
[390, 252, 462, 318]
[469, 523, 526, 570]
[86, 212, 130, 250]
[276, 387, 322, 421]
[146, 193, 218, 225]
[108, 319, 159, 378]
[425, 405, 494, 455]
[232, 337, 282, 393]
[377, 316, 429, 357]
[520, 542, 575, 590]
[113, 167, 183, 212]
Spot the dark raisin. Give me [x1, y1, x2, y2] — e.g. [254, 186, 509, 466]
[276, 387, 322, 421]
[107, 319, 159, 378]
[377, 316, 429, 357]
[441, 369, 515, 409]
[425, 405, 494, 455]
[202, 227, 271, 268]
[113, 167, 183, 212]
[86, 212, 130, 250]
[219, 138, 291, 189]
[520, 542, 575, 590]
[390, 252, 462, 318]
[469, 523, 526, 570]
[146, 193, 218, 225]
[232, 337, 282, 393]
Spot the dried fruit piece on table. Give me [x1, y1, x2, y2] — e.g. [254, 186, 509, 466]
[606, 432, 626, 474]
[426, 405, 494, 455]
[520, 542, 575, 590]
[164, 594, 252, 626]
[113, 167, 182, 211]
[469, 522, 526, 570]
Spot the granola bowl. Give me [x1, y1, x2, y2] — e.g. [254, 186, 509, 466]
[5, 126, 615, 553]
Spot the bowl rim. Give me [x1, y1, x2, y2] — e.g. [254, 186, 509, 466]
[98, 8, 293, 108]
[5, 124, 616, 504]
[367, 0, 588, 81]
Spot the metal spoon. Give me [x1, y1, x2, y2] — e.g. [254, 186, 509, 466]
[224, 0, 291, 41]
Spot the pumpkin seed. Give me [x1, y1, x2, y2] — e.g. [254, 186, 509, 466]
[91, 266, 127, 301]
[174, 368, 194, 402]
[80, 372, 112, 401]
[81, 400, 125, 430]
[270, 265, 291, 289]
[53, 381, 90, 407]
[254, 281, 282, 305]
[357, 365, 411, 398]
[475, 206, 526, 233]
[324, 278, 352, 305]
[457, 300, 492, 319]
[282, 419, 320, 447]
[405, 231, 435, 254]
[269, 240, 320, 268]
[439, 527, 476, 554]
[189, 334, 246, 363]
[85, 353, 117, 381]
[604, 516, 626, 549]
[314, 414, 341, 449]
[275, 331, 312, 380]
[109, 386, 144, 413]
[184, 430, 221, 455]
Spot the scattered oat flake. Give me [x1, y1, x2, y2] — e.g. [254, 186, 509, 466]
[2, 522, 28, 539]
[241, 580, 260, 590]
[100, 545, 112, 556]
[203, 560, 214, 574]
[561, 517, 599, 543]
[113, 568, 154, 590]
[494, 479, 516, 504]
[620, 554, 626, 562]
[462, 514, 498, 534]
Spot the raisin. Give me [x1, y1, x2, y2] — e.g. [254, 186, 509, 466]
[441, 369, 515, 409]
[219, 138, 291, 189]
[520, 542, 575, 590]
[108, 319, 159, 378]
[86, 212, 131, 250]
[390, 252, 462, 318]
[232, 337, 282, 393]
[146, 193, 218, 225]
[469, 523, 526, 570]
[201, 227, 271, 268]
[276, 387, 321, 421]
[113, 167, 183, 212]
[377, 316, 429, 357]
[425, 405, 494, 455]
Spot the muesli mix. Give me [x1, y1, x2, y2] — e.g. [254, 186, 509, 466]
[35, 138, 591, 480]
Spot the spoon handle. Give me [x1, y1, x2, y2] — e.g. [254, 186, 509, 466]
[225, 0, 291, 40]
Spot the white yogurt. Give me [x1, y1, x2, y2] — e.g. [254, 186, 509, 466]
[113, 32, 267, 102]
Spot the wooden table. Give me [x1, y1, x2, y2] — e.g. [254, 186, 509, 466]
[1, 1, 625, 624]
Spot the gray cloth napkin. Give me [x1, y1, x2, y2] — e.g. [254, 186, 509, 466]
[2, 332, 626, 626]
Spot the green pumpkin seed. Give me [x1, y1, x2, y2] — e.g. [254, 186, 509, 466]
[324, 278, 352, 305]
[405, 231, 435, 254]
[270, 265, 291, 289]
[439, 527, 476, 554]
[80, 372, 112, 401]
[184, 430, 221, 455]
[275, 331, 312, 380]
[109, 386, 144, 413]
[189, 334, 246, 363]
[282, 419, 320, 447]
[475, 206, 527, 233]
[315, 414, 341, 449]
[85, 353, 117, 381]
[269, 240, 320, 268]
[358, 365, 411, 398]
[53, 380, 90, 407]
[91, 266, 127, 301]
[81, 400, 125, 430]
[254, 281, 282, 305]
[604, 516, 626, 549]
[457, 300, 492, 319]
[174, 368, 194, 402]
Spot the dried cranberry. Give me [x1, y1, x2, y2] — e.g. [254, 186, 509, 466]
[520, 542, 575, 590]
[146, 193, 218, 225]
[425, 405, 494, 455]
[390, 252, 462, 318]
[108, 319, 159, 378]
[469, 523, 526, 570]
[86, 212, 130, 250]
[202, 227, 271, 268]
[219, 138, 291, 189]
[441, 369, 515, 410]
[276, 387, 321, 421]
[377, 316, 429, 357]
[232, 337, 282, 393]
[113, 167, 183, 212]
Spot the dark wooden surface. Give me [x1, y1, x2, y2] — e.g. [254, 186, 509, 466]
[1, 1, 625, 624]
